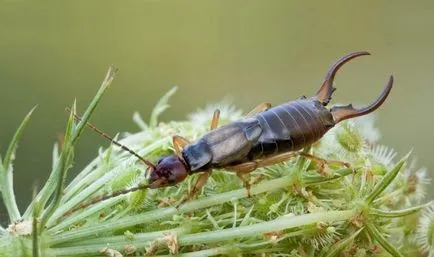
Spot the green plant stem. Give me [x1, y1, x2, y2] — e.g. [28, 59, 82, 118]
[32, 210, 40, 257]
[179, 210, 354, 245]
[48, 173, 296, 245]
[153, 246, 234, 257]
[365, 221, 404, 257]
[60, 227, 189, 247]
[47, 197, 124, 232]
[0, 167, 21, 221]
[370, 202, 431, 218]
[49, 210, 354, 256]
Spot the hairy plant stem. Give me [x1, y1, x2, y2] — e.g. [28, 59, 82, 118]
[47, 172, 297, 245]
[370, 202, 432, 218]
[49, 210, 354, 256]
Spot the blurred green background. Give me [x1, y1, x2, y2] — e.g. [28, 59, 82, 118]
[0, 1, 433, 221]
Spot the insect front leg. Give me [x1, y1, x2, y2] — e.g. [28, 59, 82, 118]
[172, 135, 190, 156]
[178, 109, 221, 207]
[177, 171, 212, 207]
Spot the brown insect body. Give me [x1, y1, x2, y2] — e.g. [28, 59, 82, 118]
[149, 51, 393, 189]
[182, 99, 333, 172]
[66, 51, 393, 214]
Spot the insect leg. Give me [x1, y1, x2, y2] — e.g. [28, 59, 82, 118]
[210, 109, 220, 130]
[178, 109, 221, 206]
[245, 102, 272, 118]
[298, 152, 350, 175]
[227, 152, 298, 197]
[177, 171, 212, 207]
[172, 135, 190, 156]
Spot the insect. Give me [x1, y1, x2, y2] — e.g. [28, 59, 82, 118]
[66, 51, 393, 214]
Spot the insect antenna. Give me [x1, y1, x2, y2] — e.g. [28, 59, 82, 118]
[62, 176, 167, 216]
[65, 107, 156, 169]
[62, 184, 150, 216]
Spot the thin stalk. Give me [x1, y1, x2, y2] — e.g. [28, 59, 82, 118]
[59, 227, 189, 247]
[153, 246, 234, 257]
[370, 202, 431, 218]
[49, 210, 354, 256]
[32, 210, 40, 257]
[47, 197, 124, 232]
[365, 221, 404, 257]
[32, 184, 42, 257]
[179, 210, 354, 245]
[0, 166, 21, 221]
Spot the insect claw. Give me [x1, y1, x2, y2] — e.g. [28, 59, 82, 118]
[315, 51, 371, 106]
[331, 75, 393, 123]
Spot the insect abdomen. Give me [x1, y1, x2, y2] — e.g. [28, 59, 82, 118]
[248, 99, 335, 159]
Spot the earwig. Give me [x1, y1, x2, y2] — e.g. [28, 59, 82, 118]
[64, 51, 393, 215]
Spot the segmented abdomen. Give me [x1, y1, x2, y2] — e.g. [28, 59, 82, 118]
[247, 99, 334, 160]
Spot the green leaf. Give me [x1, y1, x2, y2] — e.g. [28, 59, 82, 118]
[0, 106, 36, 221]
[71, 66, 118, 145]
[320, 227, 363, 257]
[370, 202, 431, 218]
[149, 86, 178, 127]
[32, 185, 41, 257]
[2, 105, 37, 170]
[364, 151, 411, 205]
[365, 221, 404, 257]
